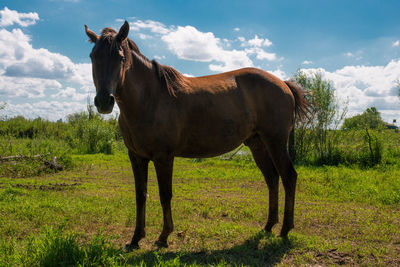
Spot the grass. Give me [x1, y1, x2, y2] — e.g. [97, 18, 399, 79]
[1, 153, 400, 266]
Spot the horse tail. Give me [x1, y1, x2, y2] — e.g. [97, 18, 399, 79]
[284, 80, 311, 123]
[284, 80, 311, 161]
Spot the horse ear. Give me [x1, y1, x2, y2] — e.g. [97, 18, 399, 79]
[116, 20, 129, 43]
[85, 25, 99, 43]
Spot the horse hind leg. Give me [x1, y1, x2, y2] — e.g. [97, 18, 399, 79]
[245, 135, 279, 232]
[259, 135, 297, 236]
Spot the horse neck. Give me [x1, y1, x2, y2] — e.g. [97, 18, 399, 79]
[116, 51, 158, 116]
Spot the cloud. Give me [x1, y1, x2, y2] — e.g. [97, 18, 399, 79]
[245, 47, 277, 61]
[302, 59, 400, 121]
[344, 50, 363, 61]
[138, 33, 152, 40]
[233, 27, 240, 32]
[5, 101, 87, 121]
[247, 35, 272, 47]
[161, 25, 253, 72]
[0, 76, 62, 99]
[0, 7, 39, 27]
[153, 55, 166, 60]
[51, 87, 87, 101]
[0, 28, 92, 85]
[126, 19, 278, 72]
[393, 40, 400, 47]
[130, 19, 170, 35]
[267, 69, 287, 80]
[302, 60, 313, 65]
[0, 14, 94, 120]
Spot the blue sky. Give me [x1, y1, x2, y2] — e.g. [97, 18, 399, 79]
[0, 0, 399, 122]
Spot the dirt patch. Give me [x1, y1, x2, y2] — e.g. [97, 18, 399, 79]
[315, 248, 355, 265]
[13, 182, 80, 191]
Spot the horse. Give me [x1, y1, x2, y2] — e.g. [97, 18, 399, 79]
[85, 21, 309, 251]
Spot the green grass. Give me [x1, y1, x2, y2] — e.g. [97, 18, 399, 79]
[1, 153, 399, 266]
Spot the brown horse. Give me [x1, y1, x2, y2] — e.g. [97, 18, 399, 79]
[85, 21, 309, 250]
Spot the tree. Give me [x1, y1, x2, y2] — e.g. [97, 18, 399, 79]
[291, 70, 347, 164]
[341, 107, 385, 130]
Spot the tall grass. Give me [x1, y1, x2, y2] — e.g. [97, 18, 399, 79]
[294, 129, 398, 167]
[0, 109, 122, 156]
[0, 109, 123, 177]
[1, 226, 125, 266]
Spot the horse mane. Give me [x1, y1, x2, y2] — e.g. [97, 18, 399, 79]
[151, 60, 188, 97]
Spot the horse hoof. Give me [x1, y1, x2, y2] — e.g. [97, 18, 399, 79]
[279, 226, 293, 237]
[155, 240, 168, 248]
[124, 242, 139, 252]
[264, 224, 274, 233]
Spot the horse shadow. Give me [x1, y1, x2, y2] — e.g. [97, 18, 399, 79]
[126, 231, 294, 266]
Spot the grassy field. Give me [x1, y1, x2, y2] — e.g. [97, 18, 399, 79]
[1, 152, 400, 266]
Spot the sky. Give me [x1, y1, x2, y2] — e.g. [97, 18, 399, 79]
[0, 0, 399, 123]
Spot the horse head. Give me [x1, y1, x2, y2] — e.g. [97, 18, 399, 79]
[85, 21, 130, 114]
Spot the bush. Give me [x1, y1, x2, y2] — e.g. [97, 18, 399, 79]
[342, 107, 385, 130]
[66, 110, 119, 154]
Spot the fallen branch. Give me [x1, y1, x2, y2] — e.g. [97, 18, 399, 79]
[0, 152, 51, 162]
[43, 156, 63, 171]
[0, 152, 62, 171]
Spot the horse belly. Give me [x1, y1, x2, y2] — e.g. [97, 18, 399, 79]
[176, 114, 254, 158]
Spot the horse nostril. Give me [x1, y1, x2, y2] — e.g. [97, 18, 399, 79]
[109, 95, 115, 106]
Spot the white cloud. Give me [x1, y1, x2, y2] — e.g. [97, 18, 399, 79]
[238, 35, 277, 62]
[130, 19, 170, 35]
[233, 27, 240, 32]
[5, 101, 87, 121]
[393, 40, 400, 47]
[138, 33, 152, 40]
[0, 7, 39, 27]
[302, 60, 313, 65]
[247, 35, 272, 47]
[0, 75, 62, 99]
[267, 69, 287, 80]
[0, 28, 92, 84]
[126, 19, 279, 72]
[245, 47, 277, 61]
[302, 59, 400, 122]
[153, 55, 166, 60]
[161, 25, 253, 72]
[0, 13, 94, 121]
[51, 87, 87, 101]
[161, 26, 223, 62]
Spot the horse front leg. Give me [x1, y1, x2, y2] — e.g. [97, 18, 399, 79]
[125, 151, 149, 251]
[153, 155, 174, 248]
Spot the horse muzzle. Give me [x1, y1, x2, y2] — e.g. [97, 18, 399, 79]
[94, 93, 115, 114]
